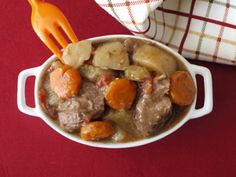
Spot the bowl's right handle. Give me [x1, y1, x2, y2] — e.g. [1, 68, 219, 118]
[17, 67, 40, 117]
[190, 64, 213, 119]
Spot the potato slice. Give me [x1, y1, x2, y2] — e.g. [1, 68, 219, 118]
[93, 42, 129, 70]
[62, 40, 92, 68]
[111, 126, 128, 143]
[104, 109, 139, 141]
[133, 44, 177, 76]
[124, 65, 151, 82]
[104, 109, 136, 133]
[79, 64, 115, 82]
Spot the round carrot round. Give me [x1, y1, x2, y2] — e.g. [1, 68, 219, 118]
[105, 78, 136, 110]
[170, 71, 196, 106]
[50, 65, 81, 99]
[80, 121, 114, 141]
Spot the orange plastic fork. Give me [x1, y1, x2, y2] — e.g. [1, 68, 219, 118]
[28, 0, 78, 60]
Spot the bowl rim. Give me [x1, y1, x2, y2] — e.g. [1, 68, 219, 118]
[34, 34, 197, 148]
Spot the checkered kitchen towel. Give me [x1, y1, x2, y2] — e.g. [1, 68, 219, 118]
[95, 0, 236, 65]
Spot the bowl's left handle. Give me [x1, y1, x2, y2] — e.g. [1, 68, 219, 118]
[17, 67, 40, 117]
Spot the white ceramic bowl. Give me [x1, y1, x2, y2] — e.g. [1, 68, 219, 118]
[17, 35, 213, 148]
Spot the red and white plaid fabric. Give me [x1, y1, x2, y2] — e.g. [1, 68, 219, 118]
[95, 0, 236, 65]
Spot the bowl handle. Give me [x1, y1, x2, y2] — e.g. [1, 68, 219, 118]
[189, 64, 213, 119]
[17, 67, 40, 117]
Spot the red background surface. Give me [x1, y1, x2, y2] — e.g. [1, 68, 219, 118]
[1, 1, 236, 177]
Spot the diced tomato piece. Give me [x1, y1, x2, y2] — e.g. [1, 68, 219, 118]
[96, 75, 114, 88]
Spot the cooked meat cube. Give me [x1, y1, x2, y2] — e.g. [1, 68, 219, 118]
[133, 74, 172, 137]
[57, 81, 105, 132]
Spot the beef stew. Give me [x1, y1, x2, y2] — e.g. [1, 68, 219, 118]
[38, 38, 196, 143]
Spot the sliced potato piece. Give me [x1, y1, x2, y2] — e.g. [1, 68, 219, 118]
[104, 109, 135, 132]
[79, 64, 115, 82]
[125, 65, 151, 82]
[133, 44, 177, 75]
[49, 60, 64, 71]
[62, 40, 92, 68]
[93, 42, 129, 70]
[111, 126, 128, 143]
[42, 75, 61, 107]
[104, 109, 139, 140]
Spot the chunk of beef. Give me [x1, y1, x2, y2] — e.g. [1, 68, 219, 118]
[133, 74, 172, 137]
[57, 81, 105, 132]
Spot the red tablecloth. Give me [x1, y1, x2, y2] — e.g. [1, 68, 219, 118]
[0, 1, 235, 177]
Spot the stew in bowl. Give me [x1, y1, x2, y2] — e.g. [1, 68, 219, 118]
[17, 35, 213, 148]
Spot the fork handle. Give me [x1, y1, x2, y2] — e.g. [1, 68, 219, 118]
[28, 0, 41, 7]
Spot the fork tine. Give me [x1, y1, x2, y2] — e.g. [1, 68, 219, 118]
[51, 26, 69, 49]
[41, 31, 62, 60]
[59, 19, 78, 43]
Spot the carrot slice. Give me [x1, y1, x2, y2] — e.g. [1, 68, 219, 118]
[50, 65, 81, 99]
[80, 121, 114, 141]
[105, 78, 136, 110]
[170, 71, 196, 106]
